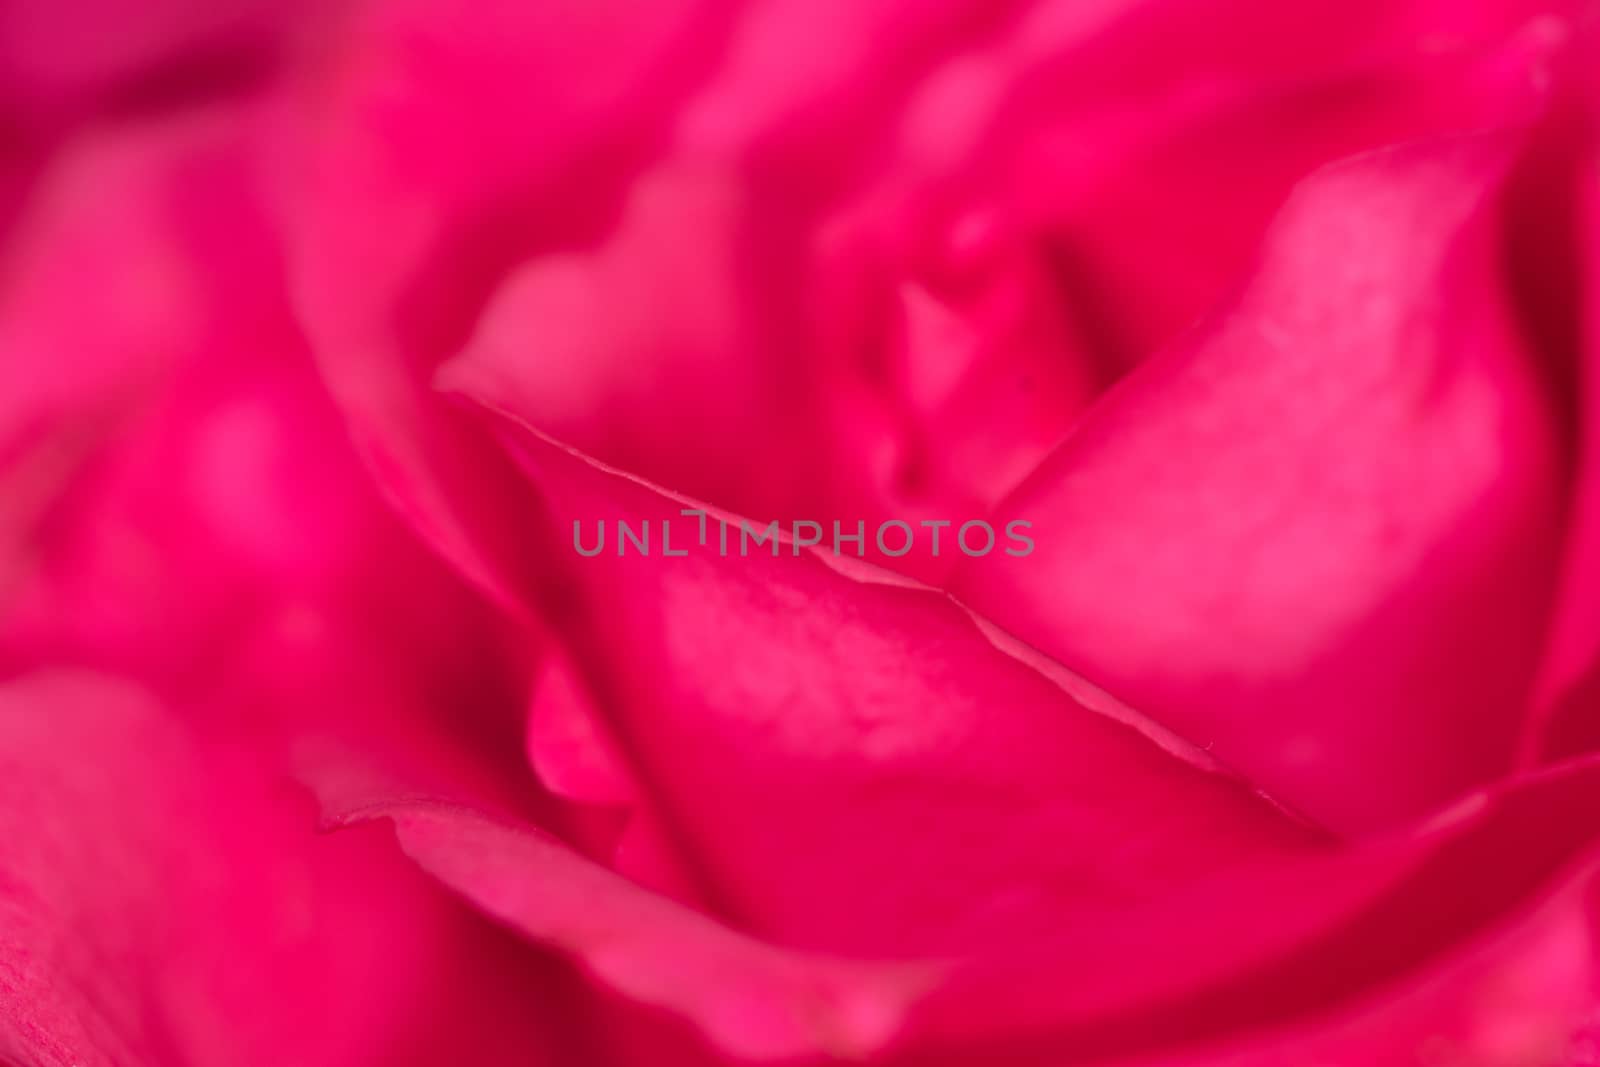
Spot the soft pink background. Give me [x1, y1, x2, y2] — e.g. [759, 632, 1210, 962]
[1, 1, 1599, 1064]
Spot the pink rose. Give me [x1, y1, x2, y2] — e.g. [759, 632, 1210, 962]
[4, 1, 1600, 1065]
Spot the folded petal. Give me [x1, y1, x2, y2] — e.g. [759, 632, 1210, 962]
[902, 756, 1600, 1063]
[951, 130, 1569, 832]
[0, 0, 310, 125]
[1528, 48, 1600, 763]
[319, 791, 934, 1063]
[279, 0, 723, 612]
[296, 0, 1576, 588]
[308, 677, 1600, 1065]
[0, 670, 578, 1067]
[447, 407, 1329, 958]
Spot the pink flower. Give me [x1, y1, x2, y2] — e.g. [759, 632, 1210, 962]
[3, 1, 1600, 1065]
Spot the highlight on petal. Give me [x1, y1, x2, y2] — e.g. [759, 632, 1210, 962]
[525, 647, 635, 808]
[0, 103, 423, 703]
[0, 105, 296, 679]
[321, 792, 936, 1063]
[445, 404, 1331, 958]
[951, 129, 1569, 832]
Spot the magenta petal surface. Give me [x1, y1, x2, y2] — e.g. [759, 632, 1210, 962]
[6, 1, 1600, 1064]
[952, 130, 1570, 832]
[294, 0, 1579, 590]
[305, 682, 1600, 1065]
[0, 671, 435, 1067]
[449, 412, 1334, 957]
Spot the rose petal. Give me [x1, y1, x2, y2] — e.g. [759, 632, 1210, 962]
[306, 686, 1600, 1065]
[0, 0, 306, 125]
[0, 100, 543, 830]
[904, 755, 1600, 1062]
[951, 129, 1569, 832]
[319, 790, 935, 1063]
[292, 1, 1574, 598]
[0, 105, 408, 702]
[448, 407, 1329, 958]
[0, 107, 289, 675]
[1529, 50, 1600, 763]
[429, 4, 1570, 587]
[0, 669, 575, 1067]
[280, 0, 724, 614]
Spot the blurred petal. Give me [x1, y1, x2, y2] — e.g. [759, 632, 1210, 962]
[316, 790, 934, 1063]
[1531, 47, 1600, 763]
[901, 755, 1600, 1063]
[0, 101, 530, 761]
[307, 670, 1600, 1066]
[281, 0, 724, 613]
[0, 669, 568, 1067]
[0, 0, 310, 126]
[0, 96, 609, 1067]
[0, 107, 278, 676]
[333, 0, 1574, 587]
[951, 130, 1568, 832]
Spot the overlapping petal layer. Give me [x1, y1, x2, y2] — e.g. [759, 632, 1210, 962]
[293, 0, 1580, 585]
[304, 660, 1600, 1065]
[952, 130, 1570, 832]
[0, 670, 583, 1067]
